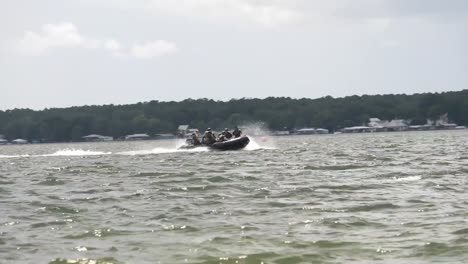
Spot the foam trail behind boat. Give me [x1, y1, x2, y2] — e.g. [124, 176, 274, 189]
[42, 149, 112, 157]
[0, 149, 111, 159]
[0, 154, 31, 159]
[117, 146, 209, 156]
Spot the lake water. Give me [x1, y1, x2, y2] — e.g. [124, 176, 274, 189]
[1, 130, 468, 264]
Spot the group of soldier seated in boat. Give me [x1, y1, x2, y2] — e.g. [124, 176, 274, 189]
[190, 127, 241, 146]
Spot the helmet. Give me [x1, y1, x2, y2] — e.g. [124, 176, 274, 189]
[207, 128, 212, 131]
[224, 128, 228, 131]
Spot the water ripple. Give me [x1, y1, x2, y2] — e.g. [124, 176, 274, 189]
[1, 131, 468, 263]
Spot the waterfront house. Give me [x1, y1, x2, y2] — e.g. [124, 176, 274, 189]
[296, 128, 316, 135]
[82, 134, 113, 142]
[12, 139, 28, 144]
[434, 113, 458, 129]
[343, 126, 371, 133]
[384, 119, 408, 131]
[368, 118, 384, 127]
[315, 128, 329, 134]
[177, 125, 189, 138]
[154, 133, 176, 140]
[408, 124, 432, 131]
[368, 118, 387, 132]
[125, 133, 150, 140]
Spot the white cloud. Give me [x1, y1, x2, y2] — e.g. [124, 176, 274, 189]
[104, 39, 121, 51]
[246, 3, 302, 27]
[130, 40, 177, 59]
[144, 0, 303, 28]
[18, 22, 177, 59]
[18, 23, 96, 54]
[81, 0, 468, 28]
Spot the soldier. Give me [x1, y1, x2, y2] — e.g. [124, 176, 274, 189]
[191, 133, 201, 145]
[202, 128, 216, 145]
[222, 128, 233, 139]
[232, 126, 241, 138]
[217, 133, 226, 142]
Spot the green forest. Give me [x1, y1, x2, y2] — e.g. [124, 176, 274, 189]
[1, 90, 468, 142]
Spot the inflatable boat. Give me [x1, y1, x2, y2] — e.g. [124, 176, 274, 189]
[210, 135, 250, 150]
[179, 136, 250, 151]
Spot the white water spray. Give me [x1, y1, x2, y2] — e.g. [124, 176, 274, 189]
[239, 122, 277, 150]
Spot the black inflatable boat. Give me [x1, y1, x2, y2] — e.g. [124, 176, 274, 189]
[210, 136, 250, 150]
[179, 136, 250, 151]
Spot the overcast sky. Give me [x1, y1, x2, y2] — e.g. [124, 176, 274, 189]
[1, 0, 467, 110]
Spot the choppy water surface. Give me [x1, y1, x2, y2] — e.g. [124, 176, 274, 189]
[1, 131, 468, 264]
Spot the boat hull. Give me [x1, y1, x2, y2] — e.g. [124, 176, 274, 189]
[179, 136, 250, 151]
[210, 136, 250, 151]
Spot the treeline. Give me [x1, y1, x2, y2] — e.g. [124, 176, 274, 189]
[1, 90, 468, 142]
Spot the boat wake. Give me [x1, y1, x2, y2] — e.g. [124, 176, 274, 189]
[117, 146, 210, 156]
[0, 149, 111, 159]
[43, 149, 112, 157]
[0, 154, 32, 159]
[0, 137, 274, 159]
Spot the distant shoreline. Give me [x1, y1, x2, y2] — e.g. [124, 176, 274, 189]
[1, 90, 467, 143]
